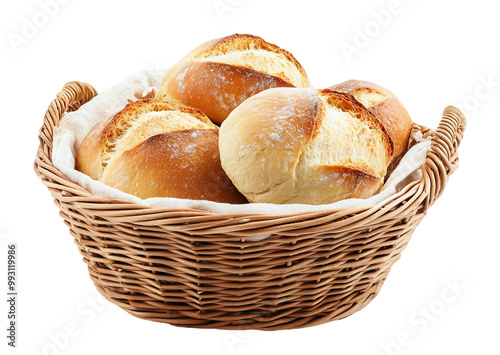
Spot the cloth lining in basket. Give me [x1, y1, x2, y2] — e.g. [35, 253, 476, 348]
[52, 71, 431, 216]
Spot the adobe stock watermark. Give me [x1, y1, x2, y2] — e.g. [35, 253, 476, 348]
[212, 0, 244, 21]
[221, 296, 279, 353]
[454, 74, 499, 118]
[222, 327, 257, 353]
[1, 233, 18, 348]
[377, 277, 466, 355]
[31, 293, 109, 355]
[7, 0, 71, 54]
[339, 0, 415, 64]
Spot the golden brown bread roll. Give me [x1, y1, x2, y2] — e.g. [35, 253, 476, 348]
[156, 34, 311, 125]
[219, 88, 394, 205]
[328, 80, 412, 157]
[76, 99, 247, 203]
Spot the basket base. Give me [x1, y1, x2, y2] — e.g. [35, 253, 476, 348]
[91, 272, 387, 331]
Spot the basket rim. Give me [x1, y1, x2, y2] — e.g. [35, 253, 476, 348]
[34, 81, 466, 220]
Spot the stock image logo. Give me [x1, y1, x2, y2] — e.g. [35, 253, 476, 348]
[7, 0, 70, 54]
[454, 74, 499, 118]
[378, 278, 466, 355]
[339, 0, 414, 63]
[212, 0, 244, 21]
[31, 294, 109, 355]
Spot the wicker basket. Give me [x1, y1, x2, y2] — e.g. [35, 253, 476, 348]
[35, 81, 466, 330]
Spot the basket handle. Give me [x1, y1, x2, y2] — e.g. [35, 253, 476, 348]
[38, 81, 98, 163]
[421, 105, 466, 210]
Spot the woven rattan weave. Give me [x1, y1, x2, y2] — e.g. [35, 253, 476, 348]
[35, 81, 466, 330]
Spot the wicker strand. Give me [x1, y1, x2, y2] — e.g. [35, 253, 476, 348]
[34, 82, 466, 330]
[422, 106, 466, 210]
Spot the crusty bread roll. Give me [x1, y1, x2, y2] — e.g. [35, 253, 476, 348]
[156, 34, 311, 125]
[328, 80, 412, 157]
[76, 99, 247, 204]
[219, 88, 394, 205]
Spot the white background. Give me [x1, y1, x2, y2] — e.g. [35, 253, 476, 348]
[1, 0, 499, 354]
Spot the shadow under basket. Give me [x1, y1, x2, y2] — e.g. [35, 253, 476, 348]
[35, 81, 466, 330]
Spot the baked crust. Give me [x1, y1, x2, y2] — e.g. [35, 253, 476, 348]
[194, 34, 310, 82]
[328, 80, 412, 157]
[219, 88, 393, 204]
[156, 34, 311, 124]
[101, 129, 247, 203]
[76, 99, 246, 203]
[160, 61, 294, 124]
[76, 99, 214, 178]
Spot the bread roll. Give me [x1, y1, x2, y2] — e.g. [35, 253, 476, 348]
[328, 80, 412, 157]
[219, 88, 394, 205]
[156, 34, 311, 125]
[76, 99, 247, 204]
